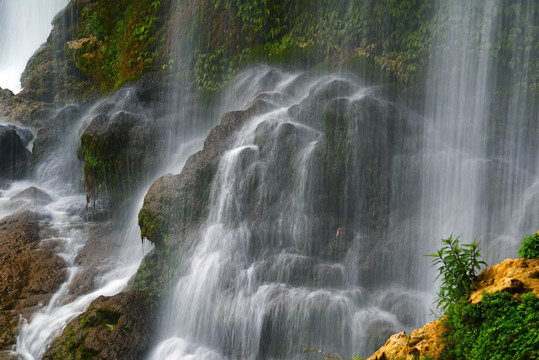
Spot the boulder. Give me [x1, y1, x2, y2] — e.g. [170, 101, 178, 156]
[367, 320, 444, 360]
[32, 103, 82, 154]
[43, 290, 155, 360]
[138, 96, 275, 248]
[79, 109, 160, 208]
[0, 125, 31, 181]
[0, 211, 66, 352]
[10, 186, 53, 206]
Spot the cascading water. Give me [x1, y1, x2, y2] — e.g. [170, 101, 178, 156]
[148, 68, 428, 359]
[396, 0, 539, 293]
[0, 0, 68, 93]
[12, 91, 156, 359]
[0, 0, 536, 358]
[147, 1, 538, 358]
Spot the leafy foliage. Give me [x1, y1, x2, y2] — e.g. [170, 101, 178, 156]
[518, 231, 539, 259]
[75, 0, 165, 90]
[441, 291, 539, 360]
[428, 235, 486, 312]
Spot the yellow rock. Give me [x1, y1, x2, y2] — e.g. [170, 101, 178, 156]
[367, 320, 443, 360]
[470, 258, 539, 303]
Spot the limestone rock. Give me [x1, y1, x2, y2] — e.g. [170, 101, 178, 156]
[0, 211, 66, 352]
[139, 96, 275, 248]
[367, 320, 443, 360]
[80, 108, 159, 207]
[10, 186, 53, 206]
[0, 86, 55, 127]
[470, 258, 539, 303]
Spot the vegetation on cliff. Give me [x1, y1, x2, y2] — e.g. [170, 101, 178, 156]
[64, 0, 539, 97]
[368, 234, 539, 360]
[70, 0, 168, 91]
[434, 234, 539, 360]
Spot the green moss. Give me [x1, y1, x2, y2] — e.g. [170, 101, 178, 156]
[53, 324, 99, 360]
[138, 208, 164, 246]
[80, 308, 122, 330]
[74, 0, 166, 91]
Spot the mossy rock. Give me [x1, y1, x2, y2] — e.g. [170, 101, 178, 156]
[79, 109, 159, 208]
[43, 291, 154, 360]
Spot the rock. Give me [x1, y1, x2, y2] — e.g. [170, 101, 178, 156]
[0, 86, 55, 127]
[31, 103, 83, 166]
[470, 258, 539, 303]
[3, 125, 33, 147]
[43, 290, 154, 360]
[367, 320, 444, 360]
[0, 125, 31, 181]
[138, 96, 275, 248]
[68, 222, 129, 297]
[10, 186, 53, 206]
[19, 0, 91, 105]
[80, 109, 160, 207]
[0, 211, 66, 352]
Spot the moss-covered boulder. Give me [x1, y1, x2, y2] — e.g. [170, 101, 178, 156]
[43, 290, 154, 360]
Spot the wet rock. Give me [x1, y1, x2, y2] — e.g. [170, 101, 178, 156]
[10, 186, 53, 206]
[2, 125, 33, 147]
[19, 1, 90, 105]
[0, 86, 55, 127]
[32, 104, 83, 166]
[139, 97, 276, 248]
[80, 109, 160, 208]
[0, 211, 66, 352]
[43, 290, 154, 360]
[69, 222, 128, 297]
[0, 125, 31, 181]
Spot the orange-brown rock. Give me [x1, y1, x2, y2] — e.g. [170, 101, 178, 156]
[470, 258, 539, 303]
[367, 320, 443, 360]
[0, 211, 66, 352]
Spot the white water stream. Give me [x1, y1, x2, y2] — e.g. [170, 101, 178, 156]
[9, 93, 155, 359]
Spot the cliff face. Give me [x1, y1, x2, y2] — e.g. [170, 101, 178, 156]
[0, 1, 537, 359]
[368, 258, 539, 360]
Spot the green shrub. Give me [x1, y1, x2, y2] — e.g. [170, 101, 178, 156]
[428, 235, 486, 312]
[441, 291, 539, 360]
[518, 231, 539, 259]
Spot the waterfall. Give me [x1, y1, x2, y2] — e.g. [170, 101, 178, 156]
[148, 1, 537, 358]
[148, 68, 428, 359]
[409, 0, 538, 291]
[0, 0, 536, 358]
[12, 92, 151, 359]
[0, 0, 68, 93]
